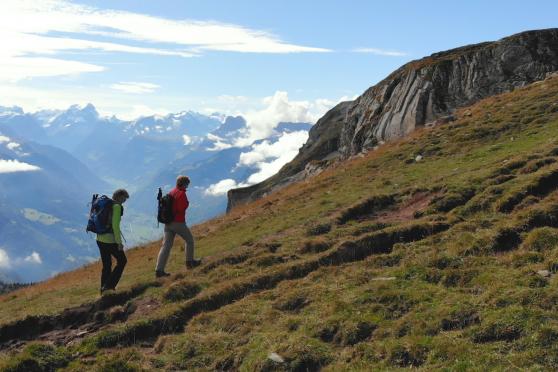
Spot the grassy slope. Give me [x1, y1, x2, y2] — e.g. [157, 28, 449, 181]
[2, 76, 558, 370]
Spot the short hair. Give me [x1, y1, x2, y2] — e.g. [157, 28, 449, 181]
[113, 188, 130, 200]
[176, 175, 190, 188]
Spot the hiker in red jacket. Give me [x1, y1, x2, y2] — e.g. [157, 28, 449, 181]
[155, 175, 200, 277]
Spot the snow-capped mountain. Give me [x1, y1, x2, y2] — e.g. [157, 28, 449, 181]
[0, 103, 313, 282]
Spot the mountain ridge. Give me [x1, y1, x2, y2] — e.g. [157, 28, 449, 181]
[227, 28, 558, 211]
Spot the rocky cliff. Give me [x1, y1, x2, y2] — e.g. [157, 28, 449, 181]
[228, 28, 558, 211]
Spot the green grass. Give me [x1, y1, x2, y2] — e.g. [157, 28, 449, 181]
[2, 76, 558, 370]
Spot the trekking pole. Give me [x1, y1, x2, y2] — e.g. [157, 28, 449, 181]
[157, 187, 163, 228]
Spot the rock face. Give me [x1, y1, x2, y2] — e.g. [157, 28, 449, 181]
[341, 29, 558, 155]
[228, 28, 558, 211]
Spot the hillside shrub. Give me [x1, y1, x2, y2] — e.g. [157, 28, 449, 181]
[337, 194, 396, 224]
[306, 223, 332, 236]
[164, 280, 202, 302]
[522, 227, 558, 252]
[298, 238, 331, 254]
[2, 344, 70, 372]
[388, 340, 430, 367]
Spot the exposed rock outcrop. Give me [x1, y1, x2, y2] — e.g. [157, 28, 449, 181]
[228, 28, 558, 211]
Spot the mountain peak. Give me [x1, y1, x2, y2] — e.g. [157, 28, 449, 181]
[66, 103, 99, 118]
[0, 106, 24, 117]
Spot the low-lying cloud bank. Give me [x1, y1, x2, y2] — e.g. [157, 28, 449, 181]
[0, 159, 41, 174]
[205, 130, 309, 196]
[239, 91, 345, 144]
[0, 248, 43, 269]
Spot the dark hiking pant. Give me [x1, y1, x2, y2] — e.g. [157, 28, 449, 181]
[97, 241, 127, 290]
[156, 222, 195, 272]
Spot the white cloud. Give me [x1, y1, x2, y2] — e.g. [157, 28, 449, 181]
[205, 179, 247, 196]
[238, 91, 350, 144]
[206, 133, 234, 151]
[240, 131, 309, 184]
[0, 0, 329, 81]
[22, 208, 60, 225]
[66, 255, 76, 263]
[117, 104, 170, 121]
[0, 249, 10, 269]
[0, 159, 41, 173]
[0, 135, 10, 143]
[110, 82, 160, 94]
[24, 251, 42, 264]
[353, 48, 407, 57]
[182, 134, 192, 145]
[0, 55, 104, 82]
[242, 92, 312, 141]
[239, 131, 308, 167]
[6, 142, 20, 150]
[204, 131, 310, 195]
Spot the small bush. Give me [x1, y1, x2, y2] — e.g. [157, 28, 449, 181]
[514, 195, 540, 210]
[470, 308, 530, 343]
[314, 320, 376, 346]
[2, 344, 70, 372]
[440, 305, 480, 330]
[164, 280, 202, 302]
[367, 253, 402, 268]
[258, 338, 332, 372]
[94, 330, 122, 348]
[460, 186, 504, 215]
[337, 194, 396, 224]
[430, 187, 475, 212]
[298, 238, 331, 254]
[273, 294, 310, 312]
[509, 251, 544, 267]
[334, 321, 377, 346]
[306, 223, 332, 236]
[441, 269, 477, 287]
[528, 274, 548, 288]
[99, 358, 140, 372]
[536, 326, 558, 347]
[251, 254, 285, 267]
[522, 227, 558, 252]
[316, 322, 339, 343]
[519, 157, 556, 174]
[388, 341, 430, 367]
[429, 255, 462, 270]
[471, 322, 523, 343]
[353, 222, 390, 235]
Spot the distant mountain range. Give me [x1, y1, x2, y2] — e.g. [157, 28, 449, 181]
[0, 104, 312, 282]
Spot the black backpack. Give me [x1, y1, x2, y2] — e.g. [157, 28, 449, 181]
[86, 194, 114, 234]
[157, 188, 174, 224]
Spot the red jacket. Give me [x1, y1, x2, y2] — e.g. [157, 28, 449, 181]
[169, 186, 189, 223]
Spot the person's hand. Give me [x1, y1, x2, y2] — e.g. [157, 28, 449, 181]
[118, 243, 124, 251]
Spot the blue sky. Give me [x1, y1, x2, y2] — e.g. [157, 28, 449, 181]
[0, 0, 556, 121]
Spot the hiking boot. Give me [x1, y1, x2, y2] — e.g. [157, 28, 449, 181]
[155, 270, 171, 278]
[100, 287, 115, 295]
[185, 259, 201, 269]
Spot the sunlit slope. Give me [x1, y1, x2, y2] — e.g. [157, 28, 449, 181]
[2, 75, 558, 370]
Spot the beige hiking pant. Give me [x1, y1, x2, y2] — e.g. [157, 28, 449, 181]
[156, 222, 194, 271]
